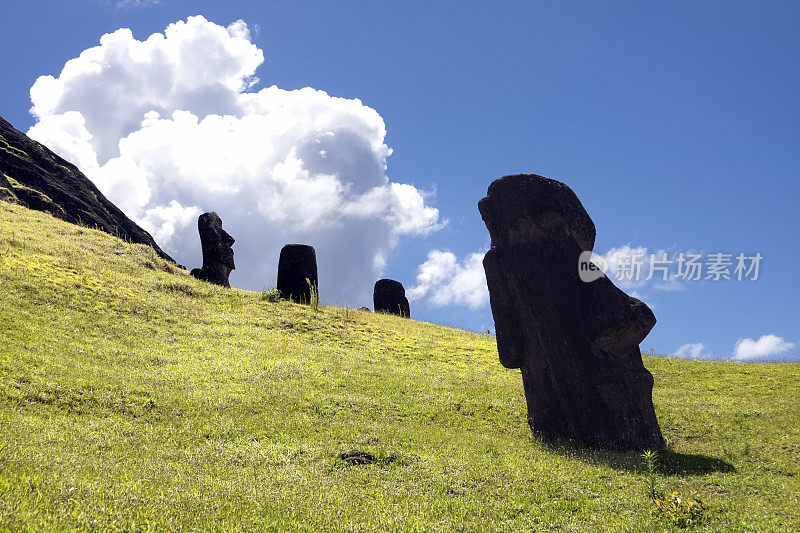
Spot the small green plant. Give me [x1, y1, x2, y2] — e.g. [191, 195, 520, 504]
[0, 442, 8, 474]
[159, 281, 194, 296]
[642, 450, 659, 499]
[260, 288, 281, 302]
[652, 490, 709, 528]
[228, 293, 245, 311]
[306, 278, 319, 312]
[374, 449, 401, 466]
[721, 444, 734, 462]
[0, 186, 16, 203]
[142, 246, 158, 269]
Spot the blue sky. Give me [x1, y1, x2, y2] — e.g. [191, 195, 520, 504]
[1, 1, 798, 361]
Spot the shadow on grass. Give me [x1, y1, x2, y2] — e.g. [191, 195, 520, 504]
[541, 439, 736, 475]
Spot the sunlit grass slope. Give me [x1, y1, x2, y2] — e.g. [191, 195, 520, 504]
[0, 200, 798, 531]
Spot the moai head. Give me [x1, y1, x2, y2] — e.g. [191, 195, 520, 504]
[191, 212, 235, 287]
[277, 244, 318, 304]
[373, 279, 410, 318]
[199, 212, 235, 270]
[479, 174, 664, 450]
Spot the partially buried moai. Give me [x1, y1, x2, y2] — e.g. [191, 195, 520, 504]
[373, 279, 410, 317]
[277, 244, 318, 304]
[479, 174, 664, 450]
[190, 212, 235, 287]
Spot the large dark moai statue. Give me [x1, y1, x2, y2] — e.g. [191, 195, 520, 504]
[190, 212, 235, 287]
[479, 174, 664, 450]
[277, 244, 318, 303]
[374, 279, 410, 317]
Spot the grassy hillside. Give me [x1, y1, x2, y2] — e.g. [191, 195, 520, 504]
[0, 200, 798, 531]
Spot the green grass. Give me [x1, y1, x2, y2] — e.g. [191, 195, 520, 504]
[0, 187, 15, 203]
[0, 134, 30, 159]
[2, 176, 57, 208]
[0, 200, 798, 531]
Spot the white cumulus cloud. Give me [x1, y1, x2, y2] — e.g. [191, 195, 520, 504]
[26, 15, 443, 304]
[408, 250, 489, 310]
[599, 244, 684, 293]
[114, 0, 160, 10]
[673, 342, 707, 360]
[732, 335, 796, 361]
[406, 243, 681, 311]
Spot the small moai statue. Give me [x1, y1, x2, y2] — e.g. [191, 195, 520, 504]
[373, 279, 410, 318]
[189, 212, 235, 287]
[277, 244, 318, 304]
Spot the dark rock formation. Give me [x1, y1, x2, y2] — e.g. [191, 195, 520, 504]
[0, 115, 173, 261]
[479, 174, 664, 451]
[277, 244, 318, 303]
[337, 450, 397, 465]
[359, 307, 371, 312]
[373, 279, 410, 317]
[338, 450, 375, 465]
[189, 212, 235, 286]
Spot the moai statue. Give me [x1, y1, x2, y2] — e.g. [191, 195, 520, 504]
[277, 244, 318, 304]
[373, 279, 410, 317]
[479, 174, 664, 450]
[190, 212, 235, 287]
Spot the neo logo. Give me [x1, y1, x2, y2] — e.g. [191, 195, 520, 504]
[578, 251, 608, 282]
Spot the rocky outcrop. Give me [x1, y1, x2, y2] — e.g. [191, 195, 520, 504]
[189, 212, 235, 287]
[373, 279, 410, 317]
[277, 244, 318, 304]
[338, 450, 375, 465]
[479, 174, 664, 450]
[0, 115, 173, 261]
